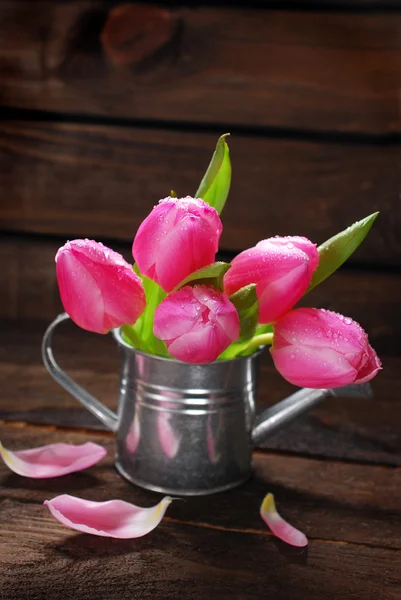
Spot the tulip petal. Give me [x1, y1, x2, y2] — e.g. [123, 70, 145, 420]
[275, 308, 368, 364]
[257, 263, 310, 323]
[0, 441, 107, 478]
[224, 237, 318, 324]
[260, 493, 308, 548]
[132, 200, 173, 277]
[355, 344, 382, 383]
[271, 345, 357, 388]
[56, 250, 105, 333]
[44, 495, 172, 538]
[168, 323, 223, 364]
[157, 215, 200, 292]
[153, 286, 200, 340]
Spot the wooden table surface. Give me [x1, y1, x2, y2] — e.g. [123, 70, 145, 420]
[0, 316, 400, 600]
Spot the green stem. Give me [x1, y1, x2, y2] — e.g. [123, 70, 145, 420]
[242, 332, 274, 354]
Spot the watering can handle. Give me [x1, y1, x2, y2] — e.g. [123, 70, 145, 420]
[41, 313, 119, 432]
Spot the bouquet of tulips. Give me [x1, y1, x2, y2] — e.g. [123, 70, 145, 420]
[55, 135, 381, 388]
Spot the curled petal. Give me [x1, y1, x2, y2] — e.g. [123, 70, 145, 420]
[354, 344, 382, 384]
[44, 495, 172, 538]
[260, 493, 308, 548]
[0, 441, 107, 479]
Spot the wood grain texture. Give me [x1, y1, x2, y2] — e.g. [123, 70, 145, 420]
[0, 425, 400, 600]
[1, 122, 400, 263]
[0, 426, 400, 549]
[1, 2, 401, 133]
[0, 318, 399, 465]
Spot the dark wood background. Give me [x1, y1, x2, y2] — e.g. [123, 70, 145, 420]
[0, 1, 400, 599]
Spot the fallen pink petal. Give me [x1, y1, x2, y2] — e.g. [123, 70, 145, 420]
[44, 494, 173, 538]
[0, 441, 107, 479]
[260, 493, 308, 548]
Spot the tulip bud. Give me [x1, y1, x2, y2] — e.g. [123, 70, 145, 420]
[271, 308, 382, 388]
[224, 236, 319, 324]
[56, 239, 146, 334]
[132, 196, 223, 292]
[154, 285, 240, 363]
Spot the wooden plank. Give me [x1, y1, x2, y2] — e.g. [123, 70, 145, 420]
[1, 502, 399, 600]
[0, 426, 400, 600]
[0, 317, 399, 465]
[0, 122, 400, 264]
[1, 3, 401, 133]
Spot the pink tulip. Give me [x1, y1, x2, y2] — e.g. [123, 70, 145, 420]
[56, 239, 146, 334]
[154, 285, 240, 363]
[224, 236, 319, 324]
[271, 308, 382, 388]
[132, 196, 223, 292]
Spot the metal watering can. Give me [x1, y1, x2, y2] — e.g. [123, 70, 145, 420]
[42, 313, 372, 496]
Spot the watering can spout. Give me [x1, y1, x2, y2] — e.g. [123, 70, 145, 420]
[251, 382, 372, 447]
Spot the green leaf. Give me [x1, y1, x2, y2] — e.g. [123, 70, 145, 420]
[128, 270, 169, 357]
[174, 262, 231, 292]
[308, 212, 379, 292]
[195, 134, 231, 215]
[229, 284, 259, 342]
